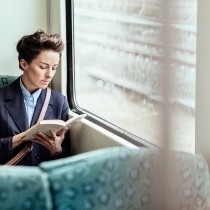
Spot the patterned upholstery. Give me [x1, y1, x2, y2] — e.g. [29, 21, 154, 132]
[0, 75, 17, 88]
[40, 147, 210, 210]
[0, 166, 52, 210]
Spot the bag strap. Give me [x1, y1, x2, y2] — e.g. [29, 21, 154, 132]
[37, 87, 51, 123]
[5, 87, 51, 166]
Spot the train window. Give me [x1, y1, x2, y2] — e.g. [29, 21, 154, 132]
[67, 0, 197, 152]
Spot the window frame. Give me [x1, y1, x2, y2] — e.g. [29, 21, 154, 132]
[65, 0, 210, 161]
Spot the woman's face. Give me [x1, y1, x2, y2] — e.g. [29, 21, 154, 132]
[20, 50, 60, 93]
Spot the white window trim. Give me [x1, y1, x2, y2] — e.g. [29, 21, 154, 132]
[195, 0, 210, 167]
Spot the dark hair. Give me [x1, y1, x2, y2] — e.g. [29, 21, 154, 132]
[16, 29, 64, 70]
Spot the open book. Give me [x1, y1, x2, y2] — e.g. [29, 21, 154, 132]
[21, 114, 87, 140]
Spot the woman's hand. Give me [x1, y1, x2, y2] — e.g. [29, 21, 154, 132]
[31, 128, 68, 156]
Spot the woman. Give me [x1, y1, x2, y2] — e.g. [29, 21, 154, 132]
[0, 30, 71, 165]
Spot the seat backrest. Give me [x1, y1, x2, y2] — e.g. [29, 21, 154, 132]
[40, 147, 210, 210]
[0, 166, 52, 210]
[0, 75, 17, 88]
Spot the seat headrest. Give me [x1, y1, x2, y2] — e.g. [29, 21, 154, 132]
[0, 75, 18, 88]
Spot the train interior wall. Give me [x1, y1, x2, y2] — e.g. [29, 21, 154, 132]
[0, 0, 48, 77]
[68, 111, 139, 155]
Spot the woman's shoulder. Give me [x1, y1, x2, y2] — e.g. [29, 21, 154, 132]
[0, 78, 20, 97]
[50, 88, 69, 107]
[0, 75, 18, 89]
[51, 88, 66, 99]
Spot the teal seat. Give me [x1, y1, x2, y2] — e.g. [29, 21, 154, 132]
[0, 166, 52, 210]
[0, 75, 17, 88]
[0, 147, 209, 209]
[40, 147, 210, 210]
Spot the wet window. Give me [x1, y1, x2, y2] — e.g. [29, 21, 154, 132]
[72, 0, 197, 153]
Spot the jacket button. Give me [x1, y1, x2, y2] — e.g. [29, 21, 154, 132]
[35, 154, 39, 159]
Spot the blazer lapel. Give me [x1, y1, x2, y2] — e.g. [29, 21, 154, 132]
[3, 79, 29, 132]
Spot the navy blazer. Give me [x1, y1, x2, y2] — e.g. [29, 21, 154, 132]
[0, 77, 71, 165]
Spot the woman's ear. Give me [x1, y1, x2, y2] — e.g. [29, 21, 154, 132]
[20, 59, 28, 70]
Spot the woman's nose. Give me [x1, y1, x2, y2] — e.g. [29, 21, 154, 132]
[45, 69, 54, 78]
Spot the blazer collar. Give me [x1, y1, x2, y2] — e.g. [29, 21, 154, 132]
[3, 78, 29, 132]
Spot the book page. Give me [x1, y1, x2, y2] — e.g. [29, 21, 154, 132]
[66, 114, 87, 129]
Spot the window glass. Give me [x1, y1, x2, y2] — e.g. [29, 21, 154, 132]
[73, 0, 197, 153]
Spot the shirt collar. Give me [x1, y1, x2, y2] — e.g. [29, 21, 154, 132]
[19, 77, 42, 103]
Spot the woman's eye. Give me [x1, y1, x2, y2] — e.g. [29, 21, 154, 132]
[40, 66, 46, 69]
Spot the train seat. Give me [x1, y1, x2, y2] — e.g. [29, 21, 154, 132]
[0, 75, 17, 88]
[40, 147, 210, 210]
[0, 166, 52, 210]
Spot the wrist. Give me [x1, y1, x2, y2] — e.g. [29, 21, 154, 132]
[50, 149, 62, 157]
